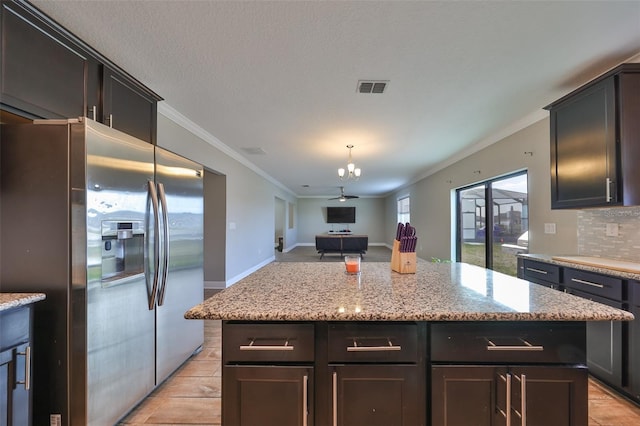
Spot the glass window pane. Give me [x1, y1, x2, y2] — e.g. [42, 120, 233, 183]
[491, 174, 528, 276]
[397, 196, 410, 224]
[459, 185, 486, 268]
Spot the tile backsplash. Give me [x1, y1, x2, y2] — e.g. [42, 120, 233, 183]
[578, 207, 640, 262]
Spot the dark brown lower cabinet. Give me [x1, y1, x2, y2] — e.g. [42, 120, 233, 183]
[223, 365, 313, 426]
[330, 365, 420, 426]
[431, 365, 588, 426]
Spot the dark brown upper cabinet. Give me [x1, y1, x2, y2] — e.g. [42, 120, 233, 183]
[0, 0, 161, 143]
[1, 0, 87, 119]
[546, 64, 640, 209]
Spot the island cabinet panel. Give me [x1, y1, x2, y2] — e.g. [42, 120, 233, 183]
[432, 365, 588, 426]
[330, 365, 421, 426]
[222, 322, 315, 426]
[223, 366, 313, 426]
[430, 322, 587, 426]
[546, 64, 640, 209]
[324, 322, 425, 426]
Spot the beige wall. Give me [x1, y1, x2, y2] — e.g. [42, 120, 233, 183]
[385, 117, 579, 261]
[297, 197, 386, 244]
[157, 112, 298, 286]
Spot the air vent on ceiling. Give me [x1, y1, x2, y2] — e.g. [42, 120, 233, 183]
[357, 80, 388, 94]
[241, 147, 267, 155]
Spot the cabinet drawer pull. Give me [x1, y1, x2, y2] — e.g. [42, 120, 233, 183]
[239, 339, 294, 351]
[526, 267, 548, 275]
[486, 339, 543, 352]
[498, 373, 512, 426]
[303, 374, 308, 426]
[332, 371, 338, 426]
[571, 278, 604, 288]
[346, 338, 401, 352]
[16, 346, 31, 390]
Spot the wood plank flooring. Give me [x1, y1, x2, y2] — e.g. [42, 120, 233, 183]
[119, 280, 640, 426]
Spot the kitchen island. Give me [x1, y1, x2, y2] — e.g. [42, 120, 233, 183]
[186, 261, 633, 426]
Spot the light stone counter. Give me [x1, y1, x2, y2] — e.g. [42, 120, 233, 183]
[185, 261, 633, 322]
[520, 253, 640, 281]
[0, 293, 46, 312]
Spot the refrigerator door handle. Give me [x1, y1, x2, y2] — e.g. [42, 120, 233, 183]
[157, 182, 170, 306]
[147, 181, 161, 310]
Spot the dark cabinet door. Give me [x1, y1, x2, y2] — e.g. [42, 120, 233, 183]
[223, 365, 313, 426]
[102, 68, 158, 144]
[550, 77, 617, 209]
[0, 1, 87, 119]
[0, 343, 30, 426]
[1, 347, 10, 426]
[331, 365, 421, 426]
[432, 365, 587, 426]
[431, 365, 499, 426]
[511, 366, 588, 426]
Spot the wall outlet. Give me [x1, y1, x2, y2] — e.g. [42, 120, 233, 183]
[50, 414, 62, 426]
[606, 223, 619, 237]
[544, 223, 556, 234]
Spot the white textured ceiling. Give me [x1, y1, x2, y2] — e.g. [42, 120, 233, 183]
[31, 0, 640, 198]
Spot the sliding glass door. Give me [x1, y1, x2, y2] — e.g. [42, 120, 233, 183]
[457, 172, 528, 276]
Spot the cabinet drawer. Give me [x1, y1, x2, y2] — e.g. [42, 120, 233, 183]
[0, 306, 30, 349]
[431, 322, 585, 364]
[328, 323, 418, 363]
[522, 260, 561, 285]
[223, 323, 314, 363]
[631, 281, 640, 307]
[564, 269, 623, 301]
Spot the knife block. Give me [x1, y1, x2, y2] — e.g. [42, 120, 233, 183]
[391, 241, 416, 274]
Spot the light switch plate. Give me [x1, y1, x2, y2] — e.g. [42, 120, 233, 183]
[606, 223, 619, 237]
[544, 223, 556, 234]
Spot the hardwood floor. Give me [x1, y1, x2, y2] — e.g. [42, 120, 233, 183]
[119, 281, 640, 425]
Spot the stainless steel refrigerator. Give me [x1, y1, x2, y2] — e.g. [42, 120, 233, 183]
[0, 118, 204, 425]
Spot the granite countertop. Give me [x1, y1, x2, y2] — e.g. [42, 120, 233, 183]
[185, 261, 633, 322]
[0, 293, 46, 312]
[520, 253, 640, 281]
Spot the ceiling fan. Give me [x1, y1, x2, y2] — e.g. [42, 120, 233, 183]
[329, 186, 359, 202]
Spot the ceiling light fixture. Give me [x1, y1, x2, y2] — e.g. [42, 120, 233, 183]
[338, 145, 361, 180]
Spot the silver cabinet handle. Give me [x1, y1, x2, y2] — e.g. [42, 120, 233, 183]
[525, 267, 547, 275]
[606, 177, 613, 202]
[16, 346, 31, 390]
[498, 373, 512, 426]
[88, 105, 97, 121]
[106, 113, 114, 128]
[571, 278, 604, 289]
[347, 338, 401, 352]
[239, 339, 294, 351]
[487, 339, 543, 352]
[303, 374, 308, 426]
[521, 374, 527, 425]
[332, 371, 338, 426]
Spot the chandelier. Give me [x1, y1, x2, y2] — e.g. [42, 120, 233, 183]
[338, 145, 361, 180]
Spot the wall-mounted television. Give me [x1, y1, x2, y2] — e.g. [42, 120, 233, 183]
[327, 206, 356, 223]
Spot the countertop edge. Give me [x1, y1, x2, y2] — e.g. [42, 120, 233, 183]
[0, 293, 47, 312]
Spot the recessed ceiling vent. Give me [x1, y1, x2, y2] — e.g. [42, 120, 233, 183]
[357, 80, 388, 94]
[241, 147, 267, 155]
